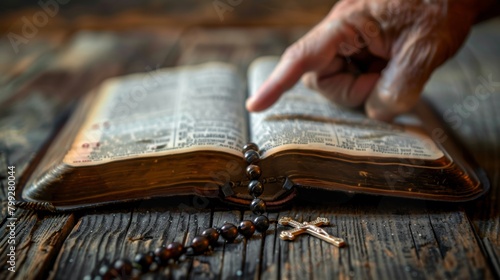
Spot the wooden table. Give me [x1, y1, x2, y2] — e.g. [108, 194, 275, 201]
[1, 16, 499, 280]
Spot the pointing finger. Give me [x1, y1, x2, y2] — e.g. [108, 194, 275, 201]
[246, 20, 358, 112]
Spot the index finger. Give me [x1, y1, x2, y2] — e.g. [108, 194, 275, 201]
[245, 20, 358, 112]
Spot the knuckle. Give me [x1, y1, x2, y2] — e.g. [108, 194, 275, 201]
[376, 83, 419, 113]
[301, 73, 316, 89]
[282, 42, 306, 61]
[282, 42, 309, 71]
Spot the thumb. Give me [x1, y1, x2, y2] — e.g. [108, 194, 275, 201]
[365, 37, 448, 121]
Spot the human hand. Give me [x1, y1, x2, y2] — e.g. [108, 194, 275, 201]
[246, 0, 488, 121]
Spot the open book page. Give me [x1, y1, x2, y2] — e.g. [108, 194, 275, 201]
[248, 57, 444, 161]
[64, 63, 247, 166]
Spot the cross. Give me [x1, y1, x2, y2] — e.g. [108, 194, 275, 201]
[278, 217, 346, 247]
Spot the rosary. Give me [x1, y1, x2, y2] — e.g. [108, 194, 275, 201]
[85, 143, 345, 279]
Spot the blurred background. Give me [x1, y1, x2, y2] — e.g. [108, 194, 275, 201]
[1, 0, 336, 33]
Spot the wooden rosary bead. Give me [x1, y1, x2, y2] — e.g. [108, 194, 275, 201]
[154, 247, 172, 266]
[112, 258, 133, 277]
[219, 223, 238, 243]
[242, 142, 259, 153]
[134, 252, 154, 273]
[201, 228, 220, 246]
[250, 198, 266, 215]
[253, 215, 270, 233]
[244, 150, 260, 164]
[248, 180, 263, 197]
[238, 220, 256, 238]
[246, 164, 261, 179]
[97, 264, 114, 280]
[166, 242, 185, 261]
[190, 236, 210, 255]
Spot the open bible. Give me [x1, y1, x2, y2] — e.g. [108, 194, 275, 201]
[19, 57, 489, 211]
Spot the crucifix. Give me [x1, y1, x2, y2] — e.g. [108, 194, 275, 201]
[278, 217, 346, 247]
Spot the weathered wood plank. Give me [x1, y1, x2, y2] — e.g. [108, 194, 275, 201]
[185, 209, 223, 280]
[263, 198, 492, 280]
[183, 209, 222, 280]
[171, 209, 211, 280]
[0, 209, 74, 279]
[212, 210, 244, 279]
[48, 210, 135, 279]
[241, 211, 267, 280]
[427, 207, 491, 279]
[278, 210, 319, 280]
[48, 199, 214, 279]
[183, 208, 274, 280]
[259, 212, 279, 280]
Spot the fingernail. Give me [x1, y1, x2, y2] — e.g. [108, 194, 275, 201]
[366, 105, 394, 122]
[246, 97, 256, 111]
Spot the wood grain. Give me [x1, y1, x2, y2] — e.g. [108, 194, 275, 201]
[49, 210, 136, 278]
[267, 200, 492, 279]
[0, 209, 74, 279]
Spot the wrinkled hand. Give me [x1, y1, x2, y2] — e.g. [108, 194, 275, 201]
[246, 0, 485, 121]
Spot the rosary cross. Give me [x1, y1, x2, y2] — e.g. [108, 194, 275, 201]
[278, 217, 346, 247]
